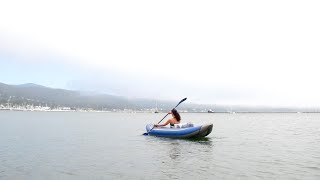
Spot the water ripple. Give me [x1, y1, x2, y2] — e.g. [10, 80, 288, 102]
[1, 112, 320, 179]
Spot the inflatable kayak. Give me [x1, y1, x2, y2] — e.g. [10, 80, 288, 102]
[145, 123, 213, 138]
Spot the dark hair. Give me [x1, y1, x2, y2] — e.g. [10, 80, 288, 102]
[171, 108, 181, 121]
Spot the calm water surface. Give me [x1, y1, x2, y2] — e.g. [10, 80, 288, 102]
[0, 111, 320, 179]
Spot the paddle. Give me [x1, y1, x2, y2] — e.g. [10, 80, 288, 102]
[143, 97, 187, 135]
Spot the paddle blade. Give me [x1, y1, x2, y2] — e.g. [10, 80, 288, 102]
[180, 97, 187, 103]
[176, 97, 187, 107]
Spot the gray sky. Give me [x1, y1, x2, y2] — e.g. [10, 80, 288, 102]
[1, 0, 320, 106]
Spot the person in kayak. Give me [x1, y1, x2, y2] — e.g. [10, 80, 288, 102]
[154, 108, 181, 127]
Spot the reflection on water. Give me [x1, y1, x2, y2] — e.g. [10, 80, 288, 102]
[183, 137, 213, 144]
[143, 136, 215, 179]
[168, 142, 180, 160]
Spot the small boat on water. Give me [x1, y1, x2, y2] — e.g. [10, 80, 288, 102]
[145, 123, 213, 138]
[154, 101, 159, 113]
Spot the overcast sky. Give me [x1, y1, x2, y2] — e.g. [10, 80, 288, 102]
[1, 0, 320, 106]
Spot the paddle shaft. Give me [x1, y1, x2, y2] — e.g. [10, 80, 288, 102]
[148, 98, 187, 132]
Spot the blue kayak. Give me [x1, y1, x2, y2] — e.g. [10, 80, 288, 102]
[145, 123, 213, 138]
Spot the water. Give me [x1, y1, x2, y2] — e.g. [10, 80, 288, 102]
[0, 111, 320, 179]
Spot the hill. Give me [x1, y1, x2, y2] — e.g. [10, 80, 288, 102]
[0, 82, 317, 112]
[0, 82, 207, 111]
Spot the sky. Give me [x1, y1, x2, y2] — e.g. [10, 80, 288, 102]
[1, 0, 320, 107]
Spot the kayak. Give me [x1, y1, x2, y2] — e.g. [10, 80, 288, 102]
[145, 123, 213, 138]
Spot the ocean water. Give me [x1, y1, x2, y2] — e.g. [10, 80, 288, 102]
[0, 111, 320, 179]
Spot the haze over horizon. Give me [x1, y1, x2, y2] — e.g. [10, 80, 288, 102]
[1, 0, 320, 107]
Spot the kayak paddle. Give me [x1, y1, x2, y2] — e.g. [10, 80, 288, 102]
[143, 97, 187, 135]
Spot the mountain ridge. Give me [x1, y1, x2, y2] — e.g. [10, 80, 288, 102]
[0, 82, 193, 111]
[0, 82, 318, 112]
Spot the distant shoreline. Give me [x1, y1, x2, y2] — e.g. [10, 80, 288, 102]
[0, 109, 319, 113]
